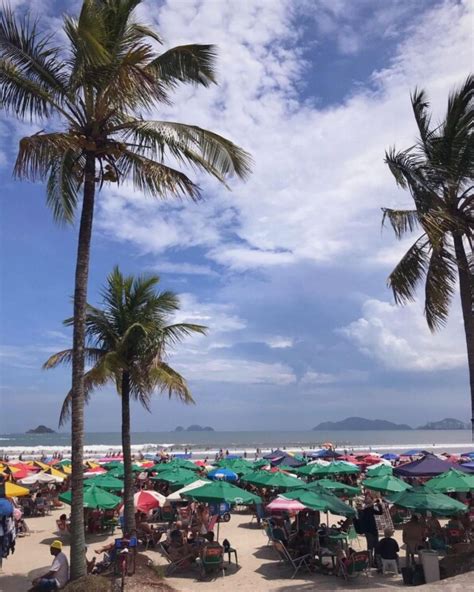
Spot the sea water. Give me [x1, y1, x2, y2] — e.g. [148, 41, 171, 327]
[0, 430, 472, 458]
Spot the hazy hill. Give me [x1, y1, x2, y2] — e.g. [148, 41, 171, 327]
[417, 418, 468, 430]
[313, 417, 412, 431]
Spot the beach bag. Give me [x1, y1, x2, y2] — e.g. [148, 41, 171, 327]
[401, 566, 414, 585]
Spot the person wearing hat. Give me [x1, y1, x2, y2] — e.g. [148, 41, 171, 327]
[29, 539, 69, 591]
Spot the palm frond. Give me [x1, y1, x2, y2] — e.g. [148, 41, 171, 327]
[424, 246, 457, 331]
[382, 208, 420, 239]
[411, 87, 433, 157]
[388, 236, 431, 304]
[14, 131, 78, 180]
[147, 360, 194, 405]
[43, 347, 105, 369]
[120, 120, 252, 182]
[120, 150, 200, 200]
[161, 323, 208, 347]
[147, 44, 217, 87]
[58, 360, 112, 426]
[46, 149, 84, 224]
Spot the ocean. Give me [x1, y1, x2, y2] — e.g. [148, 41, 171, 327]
[0, 430, 472, 458]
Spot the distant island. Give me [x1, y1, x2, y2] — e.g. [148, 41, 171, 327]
[174, 425, 214, 432]
[313, 417, 412, 431]
[26, 425, 56, 434]
[417, 418, 468, 430]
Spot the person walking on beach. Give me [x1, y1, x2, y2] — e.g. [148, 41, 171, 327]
[29, 540, 69, 591]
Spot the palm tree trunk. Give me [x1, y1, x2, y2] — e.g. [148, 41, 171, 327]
[453, 233, 474, 441]
[69, 152, 96, 580]
[121, 371, 136, 534]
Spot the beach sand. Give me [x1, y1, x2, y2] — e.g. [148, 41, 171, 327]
[0, 510, 474, 592]
[2, 506, 470, 592]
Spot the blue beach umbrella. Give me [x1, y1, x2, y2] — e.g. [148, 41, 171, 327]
[208, 468, 238, 482]
[382, 453, 399, 461]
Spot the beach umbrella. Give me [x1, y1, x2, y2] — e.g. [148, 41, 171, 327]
[283, 488, 356, 517]
[182, 480, 261, 505]
[150, 468, 198, 487]
[0, 498, 13, 517]
[166, 479, 211, 502]
[366, 463, 393, 477]
[362, 475, 412, 494]
[103, 461, 123, 470]
[251, 459, 269, 469]
[134, 490, 166, 512]
[306, 479, 360, 497]
[2, 465, 31, 480]
[208, 468, 238, 482]
[19, 471, 64, 485]
[108, 464, 142, 478]
[401, 449, 424, 457]
[58, 459, 71, 467]
[394, 453, 468, 477]
[388, 486, 467, 516]
[294, 463, 326, 477]
[150, 459, 199, 472]
[59, 484, 121, 510]
[84, 474, 124, 491]
[310, 449, 341, 459]
[460, 462, 474, 472]
[242, 471, 304, 490]
[4, 482, 29, 498]
[381, 453, 399, 461]
[425, 469, 474, 494]
[318, 461, 360, 476]
[266, 497, 307, 512]
[262, 450, 305, 468]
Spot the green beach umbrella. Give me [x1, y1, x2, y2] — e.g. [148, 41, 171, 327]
[306, 478, 360, 497]
[108, 464, 142, 477]
[242, 471, 304, 490]
[425, 469, 474, 494]
[182, 480, 262, 505]
[59, 484, 121, 510]
[58, 459, 72, 467]
[283, 487, 356, 517]
[294, 463, 326, 477]
[362, 474, 411, 494]
[150, 468, 198, 487]
[319, 461, 360, 476]
[103, 461, 123, 470]
[84, 474, 124, 491]
[388, 486, 468, 516]
[251, 459, 269, 469]
[149, 459, 199, 472]
[366, 464, 393, 477]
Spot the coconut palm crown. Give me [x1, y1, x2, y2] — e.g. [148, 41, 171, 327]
[382, 75, 473, 434]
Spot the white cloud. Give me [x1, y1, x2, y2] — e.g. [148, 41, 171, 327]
[96, 0, 472, 274]
[173, 357, 296, 385]
[340, 299, 467, 371]
[265, 336, 294, 349]
[300, 371, 336, 385]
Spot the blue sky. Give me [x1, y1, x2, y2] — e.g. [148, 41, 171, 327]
[0, 0, 472, 433]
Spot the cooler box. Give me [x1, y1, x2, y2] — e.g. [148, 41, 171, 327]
[420, 550, 440, 583]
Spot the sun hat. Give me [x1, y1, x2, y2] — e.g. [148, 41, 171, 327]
[50, 540, 63, 550]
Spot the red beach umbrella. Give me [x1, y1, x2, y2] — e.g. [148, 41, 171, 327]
[134, 490, 166, 512]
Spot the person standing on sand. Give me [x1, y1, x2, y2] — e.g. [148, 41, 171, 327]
[29, 540, 69, 591]
[358, 499, 383, 566]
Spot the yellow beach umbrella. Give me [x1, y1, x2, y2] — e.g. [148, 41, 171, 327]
[5, 481, 29, 497]
[84, 460, 100, 469]
[30, 461, 51, 471]
[44, 467, 68, 479]
[61, 465, 72, 475]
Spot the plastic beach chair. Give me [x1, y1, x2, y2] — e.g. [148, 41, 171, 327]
[338, 551, 370, 581]
[199, 543, 225, 579]
[273, 540, 312, 579]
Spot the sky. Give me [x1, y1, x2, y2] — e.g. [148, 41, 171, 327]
[0, 0, 472, 434]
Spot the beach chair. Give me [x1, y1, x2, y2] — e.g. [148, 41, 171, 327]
[159, 542, 195, 575]
[262, 520, 274, 545]
[199, 543, 225, 579]
[272, 540, 312, 579]
[338, 551, 370, 582]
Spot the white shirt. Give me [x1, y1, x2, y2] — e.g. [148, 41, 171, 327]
[51, 551, 69, 588]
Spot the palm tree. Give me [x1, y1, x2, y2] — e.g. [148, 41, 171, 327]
[1, 0, 250, 577]
[382, 75, 473, 437]
[44, 266, 206, 534]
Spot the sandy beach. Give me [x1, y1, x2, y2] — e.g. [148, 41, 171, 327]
[0, 504, 466, 592]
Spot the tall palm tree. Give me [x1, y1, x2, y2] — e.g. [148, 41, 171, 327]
[0, 0, 250, 576]
[44, 266, 206, 534]
[382, 75, 473, 437]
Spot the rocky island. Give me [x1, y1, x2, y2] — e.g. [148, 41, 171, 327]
[26, 425, 56, 434]
[313, 417, 412, 431]
[417, 418, 468, 430]
[174, 425, 214, 432]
